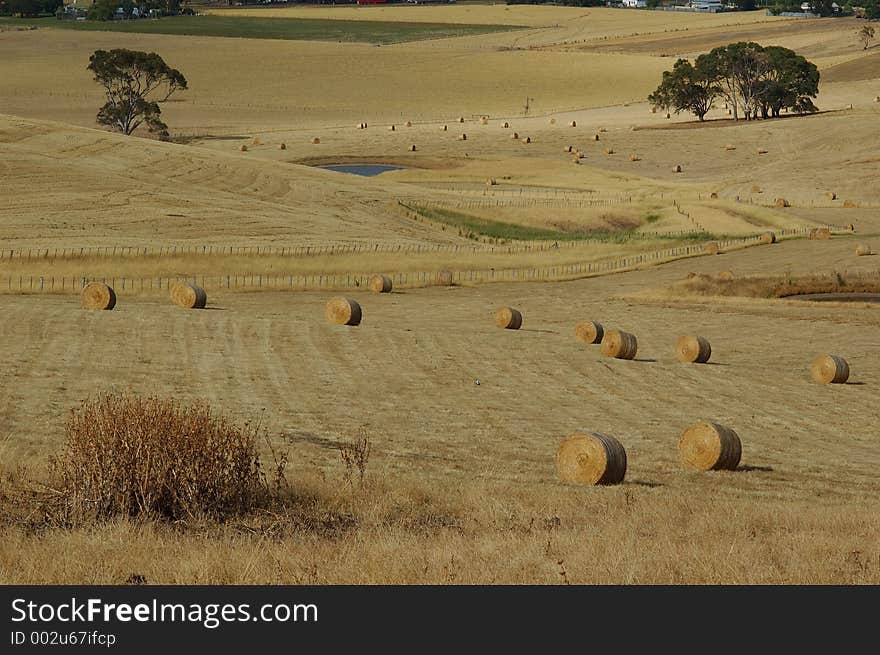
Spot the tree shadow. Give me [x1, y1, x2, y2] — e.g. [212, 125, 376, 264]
[846, 381, 866, 386]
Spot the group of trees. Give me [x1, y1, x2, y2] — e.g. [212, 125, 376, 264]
[85, 0, 182, 21]
[0, 0, 61, 17]
[648, 42, 820, 122]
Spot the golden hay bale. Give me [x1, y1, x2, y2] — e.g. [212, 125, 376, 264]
[676, 335, 712, 364]
[502, 122, 510, 128]
[717, 271, 734, 281]
[239, 144, 248, 152]
[809, 227, 831, 240]
[368, 274, 392, 294]
[170, 282, 207, 309]
[436, 270, 454, 286]
[574, 321, 604, 345]
[810, 354, 850, 384]
[600, 329, 638, 360]
[757, 148, 768, 154]
[705, 241, 720, 255]
[458, 116, 465, 123]
[480, 117, 489, 125]
[604, 148, 614, 155]
[405, 121, 412, 127]
[651, 107, 657, 113]
[311, 137, 321, 144]
[252, 137, 262, 146]
[279, 143, 286, 150]
[565, 145, 573, 153]
[724, 144, 736, 151]
[874, 96, 880, 103]
[410, 144, 417, 151]
[679, 421, 742, 471]
[855, 244, 872, 256]
[569, 120, 577, 127]
[441, 125, 448, 131]
[848, 223, 855, 232]
[521, 136, 531, 144]
[81, 282, 116, 311]
[760, 231, 776, 244]
[459, 133, 467, 141]
[843, 200, 858, 208]
[671, 164, 682, 173]
[556, 432, 627, 486]
[774, 198, 790, 208]
[325, 297, 361, 326]
[665, 112, 671, 119]
[629, 153, 641, 162]
[710, 192, 719, 199]
[593, 133, 600, 141]
[549, 117, 557, 124]
[824, 192, 837, 201]
[486, 177, 497, 186]
[751, 184, 763, 193]
[511, 132, 519, 139]
[494, 307, 523, 330]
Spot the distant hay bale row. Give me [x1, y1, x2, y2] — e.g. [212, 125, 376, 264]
[170, 282, 207, 309]
[495, 307, 522, 330]
[81, 282, 116, 311]
[600, 329, 638, 360]
[810, 354, 849, 384]
[676, 335, 711, 363]
[368, 274, 392, 294]
[556, 432, 627, 486]
[325, 297, 361, 326]
[855, 244, 872, 256]
[574, 321, 604, 344]
[679, 421, 742, 471]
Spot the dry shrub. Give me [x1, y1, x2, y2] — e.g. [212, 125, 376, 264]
[339, 434, 371, 489]
[556, 433, 626, 485]
[679, 270, 880, 299]
[47, 393, 283, 523]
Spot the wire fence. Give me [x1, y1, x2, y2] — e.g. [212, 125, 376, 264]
[2, 225, 845, 297]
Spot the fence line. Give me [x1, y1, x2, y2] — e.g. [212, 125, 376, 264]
[3, 225, 842, 296]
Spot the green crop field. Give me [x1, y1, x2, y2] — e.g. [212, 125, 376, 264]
[2, 15, 522, 44]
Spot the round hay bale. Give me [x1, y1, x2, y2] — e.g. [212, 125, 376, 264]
[494, 307, 522, 330]
[774, 198, 790, 208]
[824, 192, 837, 201]
[604, 148, 614, 155]
[676, 335, 712, 364]
[724, 144, 736, 151]
[843, 200, 858, 208]
[436, 270, 454, 286]
[874, 96, 880, 103]
[486, 177, 497, 186]
[671, 164, 681, 173]
[565, 145, 573, 153]
[170, 282, 207, 309]
[705, 241, 720, 255]
[757, 148, 768, 154]
[593, 133, 600, 141]
[751, 184, 763, 193]
[311, 137, 321, 144]
[717, 270, 734, 281]
[239, 144, 248, 152]
[511, 132, 519, 139]
[279, 143, 286, 150]
[442, 125, 448, 131]
[368, 274, 392, 294]
[81, 282, 116, 311]
[556, 432, 627, 486]
[502, 122, 510, 129]
[679, 421, 742, 471]
[325, 297, 362, 326]
[521, 136, 531, 144]
[458, 116, 465, 123]
[410, 144, 417, 152]
[600, 329, 638, 360]
[569, 120, 577, 127]
[599, 128, 608, 132]
[848, 223, 855, 232]
[811, 354, 849, 384]
[389, 125, 396, 131]
[855, 244, 871, 256]
[710, 192, 719, 199]
[629, 153, 641, 162]
[574, 321, 604, 345]
[480, 117, 489, 125]
[405, 120, 412, 127]
[459, 133, 467, 141]
[665, 112, 671, 119]
[549, 117, 556, 124]
[760, 231, 776, 244]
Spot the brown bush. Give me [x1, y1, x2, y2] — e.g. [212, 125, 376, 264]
[48, 393, 283, 523]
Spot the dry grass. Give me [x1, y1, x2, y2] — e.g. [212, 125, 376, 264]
[674, 270, 880, 299]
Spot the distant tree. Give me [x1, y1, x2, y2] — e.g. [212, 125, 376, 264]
[648, 58, 718, 121]
[6, 0, 41, 16]
[809, 0, 836, 15]
[87, 0, 115, 20]
[858, 25, 876, 50]
[87, 49, 188, 137]
[737, 0, 757, 9]
[756, 46, 819, 117]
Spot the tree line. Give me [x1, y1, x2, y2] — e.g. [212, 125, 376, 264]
[648, 42, 820, 122]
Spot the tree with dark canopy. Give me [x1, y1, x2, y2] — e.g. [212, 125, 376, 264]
[87, 49, 187, 138]
[648, 58, 718, 121]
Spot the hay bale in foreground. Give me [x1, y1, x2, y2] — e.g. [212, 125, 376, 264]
[705, 241, 720, 255]
[760, 231, 776, 244]
[81, 282, 116, 311]
[368, 274, 392, 294]
[679, 421, 742, 471]
[436, 270, 454, 286]
[170, 282, 207, 309]
[325, 297, 362, 326]
[556, 432, 627, 485]
[575, 321, 604, 344]
[856, 244, 872, 256]
[495, 307, 522, 330]
[810, 354, 849, 384]
[676, 335, 712, 364]
[600, 329, 638, 360]
[717, 270, 734, 281]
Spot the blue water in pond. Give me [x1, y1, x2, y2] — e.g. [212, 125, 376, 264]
[320, 164, 405, 176]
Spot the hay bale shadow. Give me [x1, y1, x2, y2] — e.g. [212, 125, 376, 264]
[737, 464, 774, 472]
